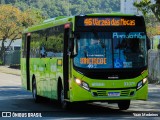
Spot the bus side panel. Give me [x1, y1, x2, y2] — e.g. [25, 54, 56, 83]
[50, 58, 58, 99]
[29, 58, 41, 95]
[50, 57, 63, 99]
[28, 25, 65, 99]
[43, 58, 51, 98]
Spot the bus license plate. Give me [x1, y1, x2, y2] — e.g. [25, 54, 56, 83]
[108, 92, 120, 96]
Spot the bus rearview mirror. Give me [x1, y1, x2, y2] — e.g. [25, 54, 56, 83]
[157, 43, 160, 50]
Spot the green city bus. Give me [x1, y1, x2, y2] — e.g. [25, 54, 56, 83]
[21, 13, 149, 110]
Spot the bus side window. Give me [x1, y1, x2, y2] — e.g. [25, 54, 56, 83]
[43, 26, 64, 58]
[45, 34, 56, 58]
[40, 46, 46, 58]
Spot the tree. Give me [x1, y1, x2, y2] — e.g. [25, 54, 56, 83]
[145, 14, 159, 38]
[134, 0, 160, 39]
[22, 8, 44, 27]
[151, 0, 160, 22]
[0, 5, 43, 64]
[134, 0, 160, 22]
[1, 0, 120, 18]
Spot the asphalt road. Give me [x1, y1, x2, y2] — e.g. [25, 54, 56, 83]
[0, 72, 160, 120]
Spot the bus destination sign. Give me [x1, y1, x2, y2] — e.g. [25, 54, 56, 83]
[83, 18, 135, 26]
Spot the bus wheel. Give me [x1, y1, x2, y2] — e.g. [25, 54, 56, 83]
[32, 79, 41, 103]
[60, 88, 70, 109]
[118, 100, 130, 110]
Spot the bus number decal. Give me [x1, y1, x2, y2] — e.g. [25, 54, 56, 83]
[124, 82, 136, 87]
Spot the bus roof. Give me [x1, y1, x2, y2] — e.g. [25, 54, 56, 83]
[24, 16, 73, 33]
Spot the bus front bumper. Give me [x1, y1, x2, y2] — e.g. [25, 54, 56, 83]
[69, 82, 148, 102]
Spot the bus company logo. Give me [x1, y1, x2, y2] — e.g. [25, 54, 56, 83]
[108, 76, 119, 79]
[1, 112, 42, 118]
[2, 112, 11, 117]
[108, 75, 119, 79]
[112, 82, 115, 87]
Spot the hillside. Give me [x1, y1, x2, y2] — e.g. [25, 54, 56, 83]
[0, 0, 120, 18]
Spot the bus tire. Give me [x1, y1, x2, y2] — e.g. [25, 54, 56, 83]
[59, 85, 70, 109]
[118, 100, 130, 110]
[32, 79, 41, 103]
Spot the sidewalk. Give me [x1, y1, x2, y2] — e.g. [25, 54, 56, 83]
[0, 66, 20, 76]
[148, 84, 160, 92]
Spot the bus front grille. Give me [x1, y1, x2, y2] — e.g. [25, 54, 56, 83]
[92, 90, 130, 97]
[120, 90, 130, 96]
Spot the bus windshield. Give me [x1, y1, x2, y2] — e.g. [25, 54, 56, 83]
[74, 32, 147, 69]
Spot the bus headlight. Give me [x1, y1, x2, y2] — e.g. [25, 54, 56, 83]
[143, 78, 147, 84]
[137, 78, 148, 90]
[75, 78, 82, 85]
[74, 78, 90, 91]
[137, 81, 143, 90]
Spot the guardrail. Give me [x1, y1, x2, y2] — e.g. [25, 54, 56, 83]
[4, 50, 20, 66]
[148, 49, 160, 83]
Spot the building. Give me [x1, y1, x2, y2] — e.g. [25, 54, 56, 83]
[0, 39, 21, 51]
[120, 0, 155, 15]
[120, 0, 141, 15]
